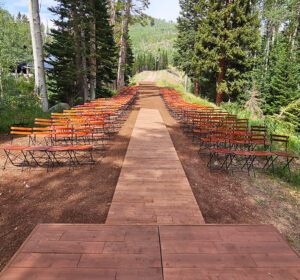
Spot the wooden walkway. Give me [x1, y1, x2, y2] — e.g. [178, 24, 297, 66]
[1, 224, 299, 280]
[106, 108, 204, 225]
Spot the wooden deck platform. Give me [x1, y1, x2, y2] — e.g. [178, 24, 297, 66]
[0, 224, 299, 280]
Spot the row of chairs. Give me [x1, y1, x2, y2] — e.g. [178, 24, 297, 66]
[160, 88, 298, 176]
[0, 86, 138, 171]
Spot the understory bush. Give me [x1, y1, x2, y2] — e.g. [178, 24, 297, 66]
[0, 76, 50, 133]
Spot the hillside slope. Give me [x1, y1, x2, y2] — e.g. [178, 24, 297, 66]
[129, 18, 177, 61]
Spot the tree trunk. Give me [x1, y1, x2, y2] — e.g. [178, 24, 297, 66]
[107, 0, 116, 26]
[193, 73, 198, 96]
[264, 22, 271, 72]
[215, 0, 230, 106]
[117, 0, 131, 89]
[290, 2, 300, 56]
[216, 57, 226, 106]
[81, 29, 89, 102]
[71, 5, 84, 102]
[90, 0, 97, 100]
[89, 0, 97, 100]
[28, 0, 48, 111]
[0, 67, 3, 98]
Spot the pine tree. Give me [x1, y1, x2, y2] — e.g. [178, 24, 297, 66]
[124, 36, 134, 84]
[46, 1, 78, 105]
[95, 0, 118, 96]
[47, 0, 118, 104]
[264, 38, 300, 114]
[174, 0, 199, 95]
[279, 98, 300, 131]
[193, 0, 260, 105]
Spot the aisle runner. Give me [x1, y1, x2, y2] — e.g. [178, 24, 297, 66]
[106, 108, 204, 225]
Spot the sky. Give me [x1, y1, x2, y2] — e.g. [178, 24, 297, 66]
[3, 0, 180, 28]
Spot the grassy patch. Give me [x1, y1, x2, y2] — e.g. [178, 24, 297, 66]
[269, 165, 300, 189]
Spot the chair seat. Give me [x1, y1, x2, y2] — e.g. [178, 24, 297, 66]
[48, 146, 74, 152]
[194, 130, 210, 134]
[200, 138, 211, 142]
[72, 145, 93, 151]
[93, 133, 105, 137]
[210, 148, 235, 154]
[2, 145, 29, 151]
[230, 140, 249, 145]
[251, 151, 274, 157]
[24, 146, 50, 152]
[274, 151, 298, 158]
[201, 137, 222, 143]
[233, 151, 253, 156]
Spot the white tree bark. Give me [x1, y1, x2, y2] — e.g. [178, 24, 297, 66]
[28, 0, 48, 111]
[117, 0, 131, 89]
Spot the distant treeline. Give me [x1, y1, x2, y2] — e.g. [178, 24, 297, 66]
[133, 50, 169, 73]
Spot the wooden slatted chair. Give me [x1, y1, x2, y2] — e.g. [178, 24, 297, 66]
[269, 134, 299, 175]
[0, 145, 30, 170]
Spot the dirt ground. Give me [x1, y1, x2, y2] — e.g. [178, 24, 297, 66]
[0, 86, 299, 271]
[0, 108, 139, 271]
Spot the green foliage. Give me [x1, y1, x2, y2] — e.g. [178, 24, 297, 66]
[0, 8, 45, 133]
[0, 9, 32, 76]
[130, 18, 176, 57]
[193, 0, 260, 102]
[0, 76, 50, 133]
[279, 98, 300, 132]
[95, 86, 116, 98]
[252, 0, 300, 119]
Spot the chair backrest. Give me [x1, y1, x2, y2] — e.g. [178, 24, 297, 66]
[250, 133, 266, 143]
[10, 127, 33, 135]
[54, 126, 73, 135]
[270, 134, 289, 152]
[236, 119, 249, 129]
[251, 125, 267, 135]
[32, 127, 53, 135]
[228, 133, 250, 147]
